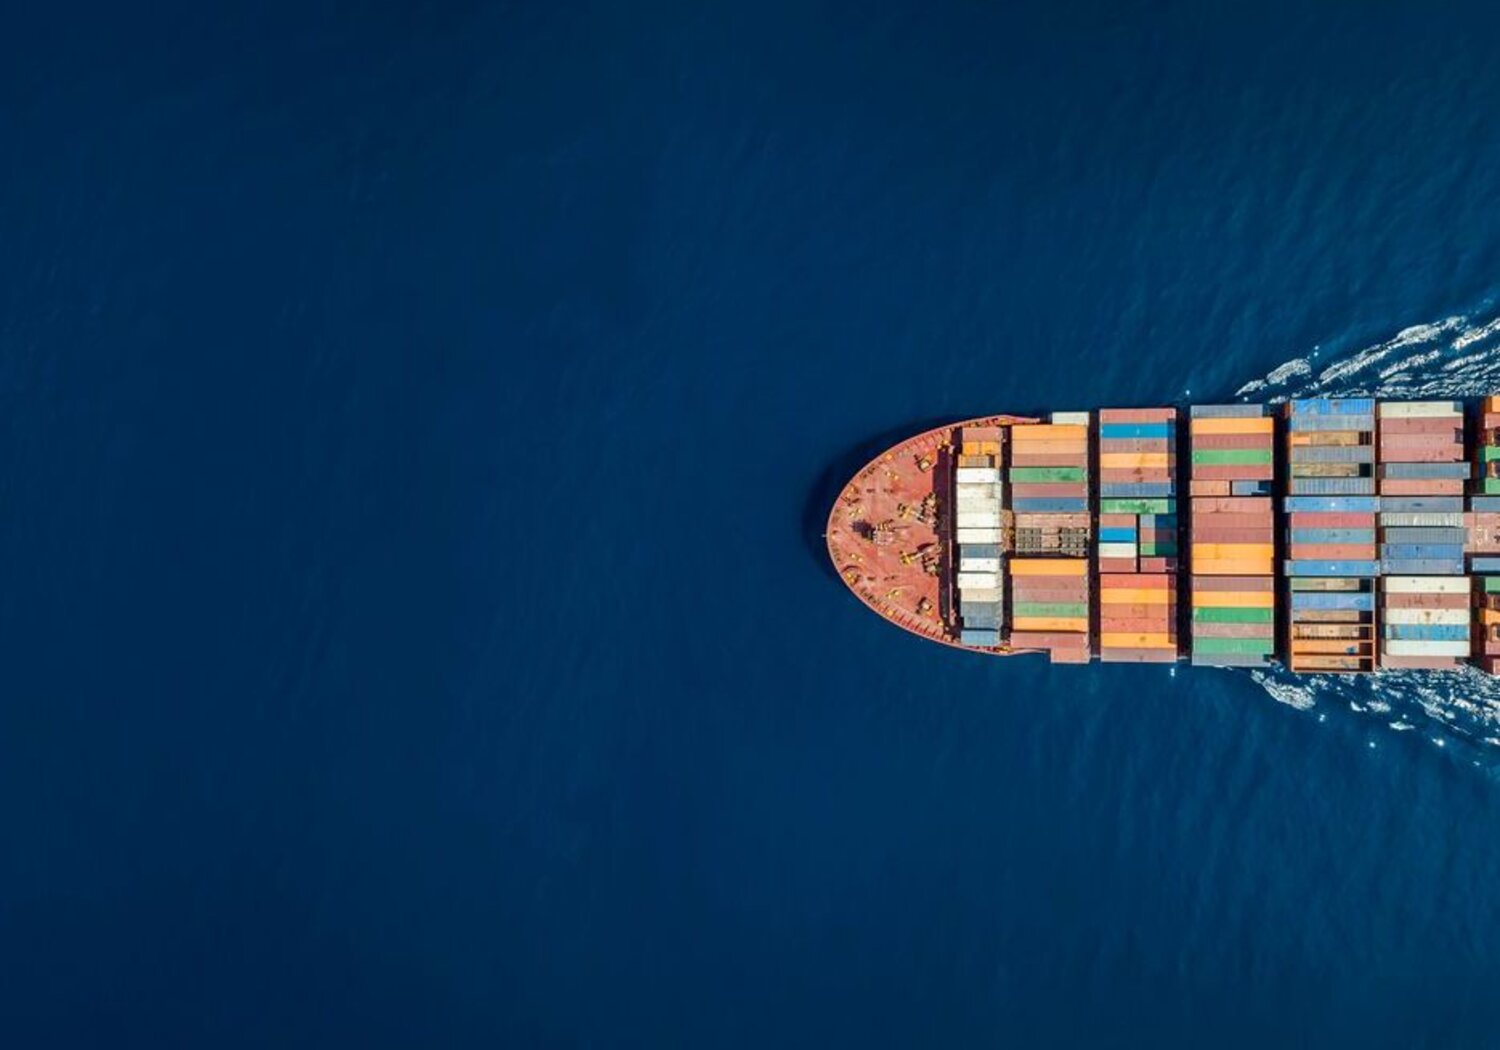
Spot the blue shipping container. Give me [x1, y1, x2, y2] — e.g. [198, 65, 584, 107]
[1383, 624, 1469, 642]
[1472, 557, 1500, 573]
[1470, 497, 1500, 513]
[1288, 415, 1376, 432]
[1100, 483, 1174, 497]
[1284, 560, 1381, 577]
[1289, 398, 1376, 415]
[1230, 481, 1271, 496]
[959, 543, 1001, 559]
[1100, 422, 1173, 439]
[1379, 496, 1464, 512]
[1284, 496, 1381, 513]
[1290, 529, 1376, 544]
[1380, 544, 1465, 560]
[1291, 592, 1376, 611]
[960, 629, 1001, 647]
[1138, 514, 1179, 527]
[1380, 559, 1466, 575]
[1191, 404, 1267, 419]
[1098, 527, 1137, 543]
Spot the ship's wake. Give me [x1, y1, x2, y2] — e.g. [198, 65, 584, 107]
[1230, 301, 1500, 759]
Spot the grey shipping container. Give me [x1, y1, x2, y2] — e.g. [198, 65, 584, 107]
[1380, 527, 1467, 545]
[1289, 528, 1376, 544]
[961, 609, 1001, 629]
[1379, 496, 1464, 512]
[1191, 404, 1268, 418]
[1230, 480, 1271, 496]
[1470, 497, 1500, 513]
[1191, 652, 1271, 667]
[1290, 445, 1375, 463]
[1381, 462, 1472, 479]
[1289, 477, 1378, 495]
[1288, 414, 1376, 432]
[960, 543, 1002, 559]
[960, 628, 1001, 647]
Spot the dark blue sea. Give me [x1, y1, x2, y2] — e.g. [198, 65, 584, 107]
[6, 2, 1500, 1046]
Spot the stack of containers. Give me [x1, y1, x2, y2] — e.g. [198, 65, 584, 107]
[1284, 399, 1379, 672]
[1007, 412, 1092, 663]
[1097, 408, 1178, 662]
[1469, 396, 1500, 674]
[1188, 405, 1276, 667]
[954, 426, 1005, 648]
[1376, 401, 1469, 669]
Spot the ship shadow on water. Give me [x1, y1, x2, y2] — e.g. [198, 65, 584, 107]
[801, 416, 996, 584]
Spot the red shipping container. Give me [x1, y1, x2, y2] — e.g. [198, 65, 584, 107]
[1008, 631, 1090, 649]
[1192, 576, 1273, 591]
[1192, 464, 1275, 481]
[1381, 592, 1470, 609]
[1097, 557, 1138, 574]
[1100, 438, 1173, 453]
[1191, 511, 1279, 528]
[1098, 513, 1137, 527]
[1379, 478, 1466, 496]
[1377, 446, 1464, 463]
[1099, 408, 1176, 423]
[1136, 556, 1178, 573]
[1010, 453, 1089, 467]
[1191, 527, 1275, 542]
[1286, 512, 1378, 528]
[1010, 482, 1089, 498]
[1380, 654, 1463, 669]
[1192, 622, 1274, 639]
[1100, 648, 1179, 663]
[1099, 468, 1174, 483]
[1191, 434, 1275, 450]
[1195, 498, 1275, 514]
[1099, 574, 1174, 589]
[1376, 418, 1463, 436]
[1289, 544, 1376, 560]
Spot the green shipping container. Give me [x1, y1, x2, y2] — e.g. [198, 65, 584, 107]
[1011, 602, 1089, 618]
[1192, 637, 1275, 655]
[1484, 576, 1500, 593]
[1139, 542, 1178, 556]
[1193, 607, 1274, 623]
[1486, 477, 1500, 494]
[1482, 445, 1500, 462]
[1191, 449, 1275, 466]
[1100, 498, 1174, 514]
[1009, 466, 1086, 482]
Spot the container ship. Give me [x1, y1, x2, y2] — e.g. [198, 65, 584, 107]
[825, 398, 1500, 672]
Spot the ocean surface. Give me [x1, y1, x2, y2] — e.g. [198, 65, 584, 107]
[5, 2, 1500, 1046]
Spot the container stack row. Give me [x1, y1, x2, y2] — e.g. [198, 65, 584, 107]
[1469, 396, 1500, 674]
[1284, 399, 1378, 672]
[954, 426, 1005, 648]
[1376, 401, 1469, 669]
[1007, 412, 1092, 663]
[1096, 408, 1178, 662]
[1188, 405, 1276, 667]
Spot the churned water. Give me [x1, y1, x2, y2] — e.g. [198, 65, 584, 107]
[5, 2, 1500, 1046]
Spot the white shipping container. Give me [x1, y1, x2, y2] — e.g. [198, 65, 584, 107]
[956, 528, 1003, 543]
[1382, 575, 1470, 594]
[961, 588, 1003, 603]
[1051, 411, 1091, 425]
[1384, 640, 1471, 656]
[955, 467, 1002, 483]
[956, 482, 1001, 499]
[1377, 400, 1463, 418]
[959, 557, 1001, 573]
[957, 572, 1001, 590]
[1378, 513, 1465, 527]
[1381, 608, 1469, 625]
[1097, 542, 1138, 558]
[956, 500, 1000, 516]
[956, 512, 1002, 528]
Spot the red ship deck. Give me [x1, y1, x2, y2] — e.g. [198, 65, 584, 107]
[825, 415, 1036, 652]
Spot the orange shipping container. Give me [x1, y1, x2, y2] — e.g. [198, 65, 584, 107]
[1101, 632, 1175, 648]
[1099, 589, 1173, 605]
[1192, 558, 1275, 576]
[1193, 590, 1275, 608]
[1011, 617, 1088, 632]
[1010, 559, 1089, 577]
[1192, 543, 1274, 559]
[1190, 417, 1273, 435]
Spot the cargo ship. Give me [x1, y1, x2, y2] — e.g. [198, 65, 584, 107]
[825, 398, 1500, 672]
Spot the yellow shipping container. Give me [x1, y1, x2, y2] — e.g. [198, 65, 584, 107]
[1010, 559, 1089, 577]
[1012, 424, 1088, 442]
[1099, 588, 1172, 605]
[1479, 608, 1500, 626]
[1101, 632, 1174, 649]
[1099, 452, 1171, 468]
[1192, 543, 1274, 559]
[1189, 417, 1273, 435]
[981, 441, 1000, 455]
[1011, 616, 1088, 632]
[1192, 589, 1275, 608]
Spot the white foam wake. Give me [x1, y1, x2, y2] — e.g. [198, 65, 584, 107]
[1232, 302, 1500, 755]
